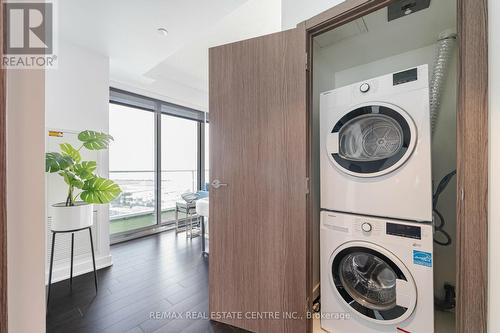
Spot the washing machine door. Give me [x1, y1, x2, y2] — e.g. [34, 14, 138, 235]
[326, 102, 417, 178]
[330, 241, 417, 325]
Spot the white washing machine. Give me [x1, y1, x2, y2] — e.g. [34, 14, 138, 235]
[320, 65, 432, 222]
[320, 211, 434, 333]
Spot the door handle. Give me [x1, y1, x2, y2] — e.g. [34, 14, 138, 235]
[327, 132, 339, 154]
[395, 279, 416, 309]
[211, 179, 228, 189]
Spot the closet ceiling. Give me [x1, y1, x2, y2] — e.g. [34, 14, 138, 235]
[315, 0, 456, 52]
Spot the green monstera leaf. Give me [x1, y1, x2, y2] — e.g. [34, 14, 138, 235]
[60, 143, 81, 163]
[59, 170, 84, 189]
[46, 130, 117, 206]
[78, 130, 114, 150]
[46, 152, 74, 173]
[73, 161, 97, 180]
[80, 177, 121, 204]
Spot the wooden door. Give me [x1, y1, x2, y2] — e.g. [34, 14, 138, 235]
[0, 0, 7, 331]
[209, 25, 308, 333]
[456, 0, 488, 331]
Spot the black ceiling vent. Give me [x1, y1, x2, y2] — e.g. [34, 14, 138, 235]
[388, 0, 431, 21]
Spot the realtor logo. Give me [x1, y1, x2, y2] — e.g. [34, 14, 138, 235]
[3, 0, 57, 68]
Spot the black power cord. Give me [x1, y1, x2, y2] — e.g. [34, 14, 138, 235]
[435, 283, 456, 311]
[432, 170, 456, 246]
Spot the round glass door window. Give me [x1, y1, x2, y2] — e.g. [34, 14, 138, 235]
[327, 104, 416, 177]
[331, 246, 416, 323]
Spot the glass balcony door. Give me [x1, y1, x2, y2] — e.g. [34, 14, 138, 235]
[108, 89, 208, 242]
[109, 104, 157, 235]
[160, 115, 199, 223]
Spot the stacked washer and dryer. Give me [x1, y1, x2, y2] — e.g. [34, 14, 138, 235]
[319, 65, 434, 333]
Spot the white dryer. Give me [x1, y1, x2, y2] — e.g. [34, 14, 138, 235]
[320, 211, 434, 333]
[320, 65, 432, 222]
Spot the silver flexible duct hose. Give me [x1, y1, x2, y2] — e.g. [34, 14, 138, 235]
[430, 32, 457, 137]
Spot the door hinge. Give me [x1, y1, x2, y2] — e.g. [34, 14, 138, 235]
[460, 188, 464, 201]
[305, 52, 309, 71]
[305, 177, 310, 194]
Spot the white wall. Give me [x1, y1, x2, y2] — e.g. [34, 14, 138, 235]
[7, 70, 46, 332]
[45, 40, 112, 282]
[489, 0, 500, 331]
[46, 41, 109, 132]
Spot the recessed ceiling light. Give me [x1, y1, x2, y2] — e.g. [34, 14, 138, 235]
[157, 28, 169, 36]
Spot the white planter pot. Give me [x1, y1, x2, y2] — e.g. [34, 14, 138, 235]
[51, 202, 94, 232]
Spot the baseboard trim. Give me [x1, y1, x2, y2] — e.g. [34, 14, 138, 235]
[45, 254, 113, 284]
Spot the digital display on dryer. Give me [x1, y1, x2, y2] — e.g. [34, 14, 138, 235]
[386, 222, 421, 239]
[393, 68, 418, 86]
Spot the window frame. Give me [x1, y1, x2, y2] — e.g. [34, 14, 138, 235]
[109, 88, 207, 243]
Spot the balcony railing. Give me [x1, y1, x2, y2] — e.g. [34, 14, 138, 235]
[109, 170, 208, 235]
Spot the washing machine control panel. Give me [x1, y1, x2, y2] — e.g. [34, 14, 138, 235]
[353, 219, 383, 236]
[361, 222, 372, 232]
[354, 219, 423, 239]
[324, 213, 429, 242]
[386, 222, 422, 239]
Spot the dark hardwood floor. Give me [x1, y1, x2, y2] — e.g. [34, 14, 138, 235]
[46, 231, 248, 333]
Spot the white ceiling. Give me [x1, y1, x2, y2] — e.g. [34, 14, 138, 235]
[59, 0, 282, 111]
[60, 0, 455, 112]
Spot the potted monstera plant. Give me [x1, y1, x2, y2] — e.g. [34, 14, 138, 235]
[45, 130, 122, 231]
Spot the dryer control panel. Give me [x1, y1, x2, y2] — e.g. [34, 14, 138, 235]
[393, 67, 418, 86]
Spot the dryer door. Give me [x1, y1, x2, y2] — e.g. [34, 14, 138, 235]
[329, 241, 417, 325]
[326, 102, 417, 178]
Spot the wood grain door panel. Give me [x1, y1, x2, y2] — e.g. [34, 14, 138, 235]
[456, 0, 488, 332]
[209, 26, 308, 333]
[0, 0, 7, 331]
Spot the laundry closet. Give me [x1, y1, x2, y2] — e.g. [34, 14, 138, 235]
[207, 0, 486, 333]
[311, 1, 457, 332]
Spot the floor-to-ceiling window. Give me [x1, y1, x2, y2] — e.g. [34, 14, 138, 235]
[160, 114, 198, 223]
[109, 104, 156, 235]
[108, 89, 207, 242]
